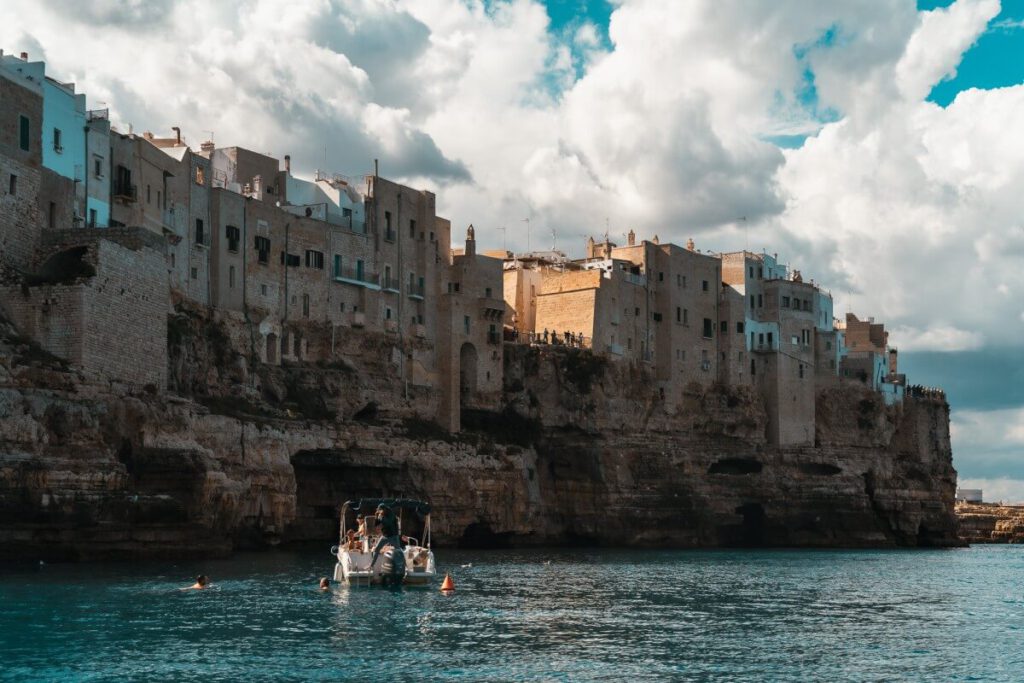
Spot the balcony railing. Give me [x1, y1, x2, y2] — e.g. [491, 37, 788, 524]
[487, 331, 501, 345]
[335, 266, 379, 286]
[407, 283, 425, 298]
[381, 277, 400, 291]
[623, 272, 647, 287]
[112, 183, 137, 203]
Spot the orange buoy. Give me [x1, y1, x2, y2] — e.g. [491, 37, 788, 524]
[440, 572, 455, 592]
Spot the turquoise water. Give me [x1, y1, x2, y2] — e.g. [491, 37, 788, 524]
[2, 545, 1023, 681]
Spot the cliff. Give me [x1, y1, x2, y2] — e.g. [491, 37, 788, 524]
[0, 306, 960, 560]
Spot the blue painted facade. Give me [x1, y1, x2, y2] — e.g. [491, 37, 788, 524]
[41, 78, 86, 183]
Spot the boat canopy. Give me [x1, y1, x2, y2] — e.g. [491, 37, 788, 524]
[342, 499, 432, 517]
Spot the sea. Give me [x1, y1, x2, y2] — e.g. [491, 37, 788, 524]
[1, 545, 1022, 682]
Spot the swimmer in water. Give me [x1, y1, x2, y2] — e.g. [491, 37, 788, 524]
[319, 577, 330, 590]
[184, 574, 209, 590]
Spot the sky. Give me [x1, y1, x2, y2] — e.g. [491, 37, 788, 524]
[2, 0, 1022, 498]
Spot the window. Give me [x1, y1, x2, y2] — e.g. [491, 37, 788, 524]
[749, 295, 755, 311]
[94, 156, 103, 178]
[826, 340, 832, 350]
[147, 185, 151, 204]
[195, 166, 205, 185]
[384, 265, 393, 288]
[463, 315, 470, 334]
[751, 359, 756, 375]
[342, 207, 352, 218]
[409, 219, 416, 238]
[385, 211, 392, 234]
[339, 302, 346, 312]
[88, 208, 96, 228]
[157, 191, 162, 209]
[195, 219, 205, 245]
[255, 236, 271, 263]
[782, 296, 790, 308]
[676, 307, 681, 323]
[759, 333, 765, 346]
[302, 294, 310, 318]
[48, 202, 56, 229]
[702, 280, 709, 291]
[52, 128, 62, 152]
[683, 308, 689, 324]
[356, 259, 364, 281]
[658, 272, 664, 282]
[653, 312, 662, 322]
[485, 287, 492, 298]
[19, 116, 29, 151]
[333, 254, 342, 277]
[229, 265, 236, 288]
[8, 174, 16, 195]
[191, 267, 198, 280]
[799, 363, 805, 378]
[702, 318, 713, 338]
[720, 320, 727, 333]
[676, 274, 682, 286]
[750, 331, 754, 348]
[748, 266, 754, 278]
[226, 225, 240, 252]
[757, 294, 763, 308]
[280, 252, 300, 267]
[736, 322, 744, 334]
[634, 307, 640, 316]
[767, 332, 773, 347]
[758, 267, 763, 279]
[803, 299, 811, 312]
[305, 250, 324, 270]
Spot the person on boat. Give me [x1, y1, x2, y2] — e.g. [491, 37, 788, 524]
[370, 504, 405, 584]
[345, 529, 361, 551]
[356, 515, 367, 538]
[184, 575, 209, 590]
[319, 577, 330, 591]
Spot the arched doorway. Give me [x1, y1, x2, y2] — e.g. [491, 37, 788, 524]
[459, 342, 478, 406]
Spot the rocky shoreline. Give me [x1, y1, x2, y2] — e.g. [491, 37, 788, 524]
[0, 307, 961, 561]
[956, 502, 1024, 544]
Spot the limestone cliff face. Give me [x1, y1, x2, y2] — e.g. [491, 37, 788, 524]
[0, 309, 959, 560]
[957, 503, 1024, 543]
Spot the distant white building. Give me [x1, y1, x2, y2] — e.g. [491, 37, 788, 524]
[956, 488, 983, 503]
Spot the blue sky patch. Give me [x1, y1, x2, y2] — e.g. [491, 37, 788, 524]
[923, 0, 1024, 106]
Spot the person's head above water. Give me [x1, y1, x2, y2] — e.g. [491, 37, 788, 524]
[196, 575, 208, 587]
[319, 577, 330, 590]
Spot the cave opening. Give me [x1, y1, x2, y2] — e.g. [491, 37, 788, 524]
[735, 502, 767, 546]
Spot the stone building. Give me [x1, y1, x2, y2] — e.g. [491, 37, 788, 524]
[438, 226, 506, 431]
[0, 52, 44, 272]
[719, 251, 841, 445]
[839, 312, 904, 403]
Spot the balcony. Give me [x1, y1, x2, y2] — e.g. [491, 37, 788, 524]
[607, 343, 624, 356]
[407, 282, 425, 299]
[413, 324, 427, 338]
[112, 183, 137, 203]
[487, 330, 501, 345]
[384, 229, 396, 242]
[623, 272, 647, 287]
[334, 266, 380, 290]
[381, 277, 400, 292]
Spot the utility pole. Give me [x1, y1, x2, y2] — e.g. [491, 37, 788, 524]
[522, 217, 531, 252]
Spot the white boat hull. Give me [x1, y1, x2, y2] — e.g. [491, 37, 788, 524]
[333, 545, 436, 586]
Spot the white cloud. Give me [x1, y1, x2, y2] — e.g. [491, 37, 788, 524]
[889, 325, 985, 352]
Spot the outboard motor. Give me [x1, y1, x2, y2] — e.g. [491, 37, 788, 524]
[381, 545, 406, 586]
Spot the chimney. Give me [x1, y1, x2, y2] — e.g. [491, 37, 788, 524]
[686, 238, 695, 251]
[465, 224, 476, 256]
[20, 52, 28, 60]
[652, 234, 660, 244]
[200, 140, 215, 153]
[172, 126, 181, 145]
[284, 155, 291, 173]
[143, 131, 154, 140]
[627, 229, 635, 246]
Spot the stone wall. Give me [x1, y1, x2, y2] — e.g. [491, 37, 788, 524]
[0, 229, 168, 388]
[0, 71, 43, 272]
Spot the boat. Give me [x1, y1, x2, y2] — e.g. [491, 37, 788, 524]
[331, 498, 437, 586]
